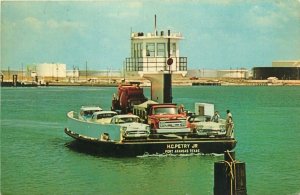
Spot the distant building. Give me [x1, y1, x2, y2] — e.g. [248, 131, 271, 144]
[272, 61, 300, 68]
[187, 69, 218, 78]
[217, 69, 248, 79]
[78, 70, 122, 79]
[253, 60, 300, 80]
[66, 68, 80, 81]
[186, 69, 249, 79]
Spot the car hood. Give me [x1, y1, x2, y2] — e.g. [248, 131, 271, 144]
[120, 122, 148, 130]
[193, 121, 225, 130]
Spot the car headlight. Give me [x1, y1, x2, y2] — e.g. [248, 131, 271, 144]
[121, 126, 127, 131]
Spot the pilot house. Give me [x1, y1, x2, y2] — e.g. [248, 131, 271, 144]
[125, 29, 188, 75]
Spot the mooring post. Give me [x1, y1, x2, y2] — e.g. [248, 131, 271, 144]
[214, 151, 247, 195]
[13, 74, 18, 87]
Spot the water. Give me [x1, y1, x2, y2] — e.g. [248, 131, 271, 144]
[1, 86, 300, 194]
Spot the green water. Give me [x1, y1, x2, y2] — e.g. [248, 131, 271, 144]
[1, 86, 300, 194]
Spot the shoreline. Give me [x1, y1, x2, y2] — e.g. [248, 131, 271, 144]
[48, 77, 300, 86]
[2, 78, 300, 87]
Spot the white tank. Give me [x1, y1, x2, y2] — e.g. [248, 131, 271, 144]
[36, 63, 66, 77]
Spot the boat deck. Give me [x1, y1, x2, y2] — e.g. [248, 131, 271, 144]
[64, 128, 236, 157]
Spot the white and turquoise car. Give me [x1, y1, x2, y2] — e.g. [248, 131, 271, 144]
[91, 111, 118, 124]
[79, 106, 102, 121]
[110, 115, 150, 139]
[188, 115, 228, 137]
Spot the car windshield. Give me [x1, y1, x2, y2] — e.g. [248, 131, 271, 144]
[97, 113, 116, 119]
[154, 107, 177, 115]
[83, 110, 100, 116]
[189, 116, 207, 122]
[119, 117, 139, 123]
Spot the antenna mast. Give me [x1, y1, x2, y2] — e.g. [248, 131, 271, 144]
[154, 14, 157, 36]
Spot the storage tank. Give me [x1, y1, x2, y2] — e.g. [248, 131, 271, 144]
[36, 63, 66, 78]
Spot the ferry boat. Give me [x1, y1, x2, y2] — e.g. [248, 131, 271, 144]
[64, 19, 236, 157]
[65, 90, 236, 157]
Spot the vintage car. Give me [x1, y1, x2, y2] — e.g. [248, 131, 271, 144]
[188, 115, 227, 137]
[79, 106, 103, 121]
[110, 115, 150, 139]
[91, 111, 118, 124]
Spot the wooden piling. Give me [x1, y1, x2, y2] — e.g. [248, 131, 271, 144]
[214, 151, 247, 195]
[13, 74, 18, 87]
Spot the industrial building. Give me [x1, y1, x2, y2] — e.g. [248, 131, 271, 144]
[253, 61, 300, 80]
[186, 69, 249, 79]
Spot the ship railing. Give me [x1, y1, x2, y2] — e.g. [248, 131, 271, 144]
[125, 57, 187, 72]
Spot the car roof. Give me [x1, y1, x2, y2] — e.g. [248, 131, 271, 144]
[80, 106, 102, 111]
[92, 111, 117, 115]
[154, 105, 177, 108]
[113, 114, 139, 118]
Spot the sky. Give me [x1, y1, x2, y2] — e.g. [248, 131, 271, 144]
[1, 0, 300, 71]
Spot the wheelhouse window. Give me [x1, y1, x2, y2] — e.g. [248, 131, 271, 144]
[136, 43, 141, 58]
[139, 43, 143, 57]
[134, 43, 137, 57]
[146, 43, 155, 57]
[172, 43, 176, 56]
[157, 43, 165, 57]
[132, 43, 142, 58]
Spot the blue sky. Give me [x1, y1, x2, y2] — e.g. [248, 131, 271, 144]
[2, 0, 300, 71]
